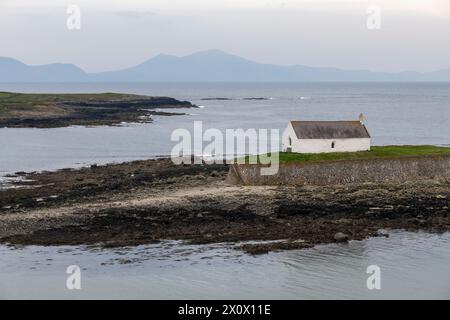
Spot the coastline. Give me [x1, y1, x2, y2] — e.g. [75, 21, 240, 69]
[1, 158, 449, 254]
[0, 92, 196, 128]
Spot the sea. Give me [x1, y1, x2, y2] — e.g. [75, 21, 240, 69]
[0, 82, 449, 299]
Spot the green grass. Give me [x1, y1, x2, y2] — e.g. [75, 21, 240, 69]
[0, 92, 147, 116]
[241, 145, 450, 164]
[0, 92, 141, 105]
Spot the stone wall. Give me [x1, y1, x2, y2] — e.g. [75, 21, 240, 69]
[227, 155, 450, 186]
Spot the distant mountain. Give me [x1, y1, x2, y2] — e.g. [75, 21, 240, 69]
[1, 50, 450, 82]
[0, 57, 87, 82]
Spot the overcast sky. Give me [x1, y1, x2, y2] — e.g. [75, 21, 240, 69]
[1, 0, 449, 72]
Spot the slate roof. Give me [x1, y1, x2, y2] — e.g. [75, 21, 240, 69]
[290, 121, 370, 139]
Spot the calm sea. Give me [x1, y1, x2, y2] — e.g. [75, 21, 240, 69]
[0, 82, 449, 299]
[0, 82, 449, 174]
[1, 231, 449, 299]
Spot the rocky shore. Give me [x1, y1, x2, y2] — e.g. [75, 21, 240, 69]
[0, 158, 449, 254]
[0, 92, 195, 128]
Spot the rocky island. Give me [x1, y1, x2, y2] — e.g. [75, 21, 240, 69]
[1, 146, 449, 254]
[0, 92, 196, 128]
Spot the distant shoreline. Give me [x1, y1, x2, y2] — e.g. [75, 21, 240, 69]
[0, 92, 196, 128]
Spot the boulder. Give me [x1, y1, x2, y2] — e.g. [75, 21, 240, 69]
[334, 232, 350, 242]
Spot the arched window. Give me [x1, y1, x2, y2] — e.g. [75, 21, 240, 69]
[331, 141, 335, 148]
[288, 137, 292, 146]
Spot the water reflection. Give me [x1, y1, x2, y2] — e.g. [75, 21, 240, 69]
[0, 230, 449, 299]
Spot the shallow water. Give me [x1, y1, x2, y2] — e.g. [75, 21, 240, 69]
[1, 82, 449, 174]
[1, 83, 449, 299]
[1, 231, 449, 299]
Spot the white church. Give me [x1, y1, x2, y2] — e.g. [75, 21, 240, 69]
[282, 116, 371, 154]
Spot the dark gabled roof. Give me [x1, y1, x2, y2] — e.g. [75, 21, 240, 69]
[290, 121, 370, 139]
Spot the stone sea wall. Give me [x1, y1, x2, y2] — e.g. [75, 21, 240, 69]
[227, 155, 450, 185]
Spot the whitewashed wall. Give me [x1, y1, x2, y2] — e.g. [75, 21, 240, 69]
[282, 123, 371, 153]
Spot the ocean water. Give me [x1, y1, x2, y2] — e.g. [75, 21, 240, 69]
[0, 82, 449, 299]
[0, 231, 449, 299]
[0, 82, 449, 174]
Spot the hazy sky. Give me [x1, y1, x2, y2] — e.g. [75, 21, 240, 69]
[1, 0, 449, 72]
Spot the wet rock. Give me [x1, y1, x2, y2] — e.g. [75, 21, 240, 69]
[418, 219, 428, 226]
[166, 177, 177, 183]
[412, 218, 428, 226]
[334, 232, 350, 242]
[210, 171, 220, 177]
[241, 241, 313, 255]
[376, 230, 389, 238]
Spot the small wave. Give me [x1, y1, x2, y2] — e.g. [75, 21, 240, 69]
[0, 175, 30, 190]
[243, 97, 270, 101]
[200, 97, 272, 101]
[201, 98, 232, 101]
[299, 96, 311, 100]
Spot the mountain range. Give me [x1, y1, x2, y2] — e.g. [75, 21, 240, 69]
[1, 50, 450, 82]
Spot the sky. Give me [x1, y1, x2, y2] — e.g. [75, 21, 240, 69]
[1, 0, 449, 73]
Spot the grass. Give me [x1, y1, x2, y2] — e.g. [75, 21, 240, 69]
[241, 145, 450, 164]
[0, 92, 147, 116]
[0, 104, 6, 115]
[0, 92, 140, 105]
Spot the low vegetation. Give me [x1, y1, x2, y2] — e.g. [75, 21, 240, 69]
[0, 92, 147, 116]
[0, 91, 139, 104]
[0, 91, 194, 128]
[243, 145, 450, 164]
[0, 104, 6, 115]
